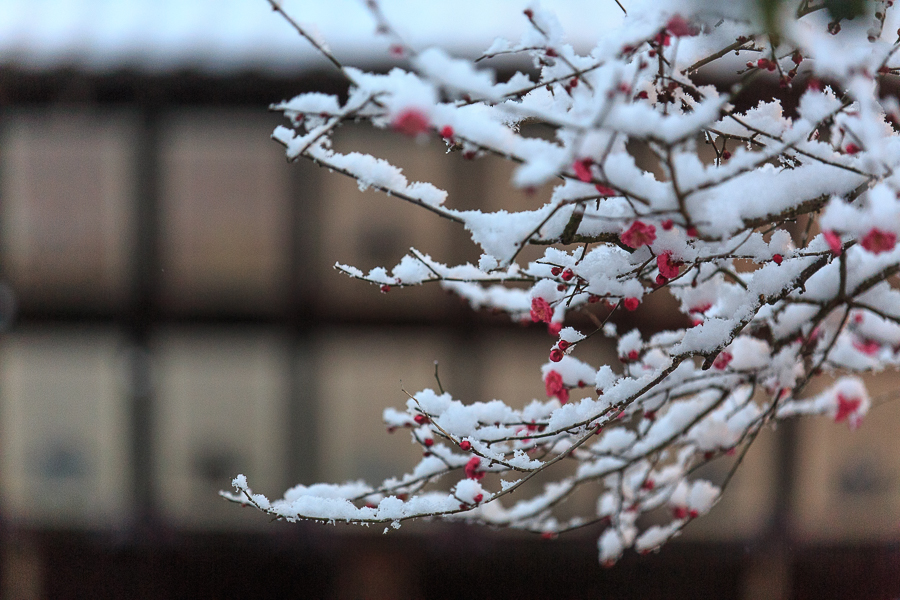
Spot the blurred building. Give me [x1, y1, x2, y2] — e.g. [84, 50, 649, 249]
[1, 2, 900, 599]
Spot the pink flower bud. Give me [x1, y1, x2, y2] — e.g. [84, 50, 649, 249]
[823, 230, 842, 255]
[835, 393, 863, 426]
[391, 108, 430, 136]
[713, 351, 733, 370]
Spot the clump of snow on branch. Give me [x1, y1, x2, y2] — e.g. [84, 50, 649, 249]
[227, 0, 900, 566]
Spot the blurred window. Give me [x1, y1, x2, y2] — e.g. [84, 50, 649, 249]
[0, 111, 136, 310]
[0, 328, 131, 527]
[157, 110, 290, 314]
[314, 327, 462, 484]
[152, 327, 289, 528]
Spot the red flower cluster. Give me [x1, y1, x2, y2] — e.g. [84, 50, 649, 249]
[713, 351, 733, 370]
[860, 228, 896, 254]
[756, 58, 777, 72]
[621, 221, 656, 248]
[657, 251, 681, 279]
[464, 456, 485, 480]
[665, 15, 698, 37]
[531, 297, 553, 323]
[573, 158, 594, 182]
[544, 370, 569, 404]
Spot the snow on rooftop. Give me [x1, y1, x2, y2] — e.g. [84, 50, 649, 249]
[0, 0, 623, 75]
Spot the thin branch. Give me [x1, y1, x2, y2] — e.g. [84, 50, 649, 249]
[266, 0, 350, 80]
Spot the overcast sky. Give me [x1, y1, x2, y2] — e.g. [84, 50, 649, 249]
[0, 0, 624, 74]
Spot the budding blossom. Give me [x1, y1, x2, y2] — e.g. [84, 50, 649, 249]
[391, 108, 430, 136]
[823, 230, 843, 255]
[834, 394, 864, 428]
[230, 0, 900, 568]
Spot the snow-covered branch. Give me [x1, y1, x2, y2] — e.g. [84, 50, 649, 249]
[227, 0, 900, 566]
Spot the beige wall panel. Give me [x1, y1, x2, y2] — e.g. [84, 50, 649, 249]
[791, 372, 900, 541]
[0, 111, 135, 309]
[153, 328, 288, 528]
[679, 426, 776, 541]
[158, 111, 290, 313]
[0, 328, 130, 527]
[314, 327, 464, 485]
